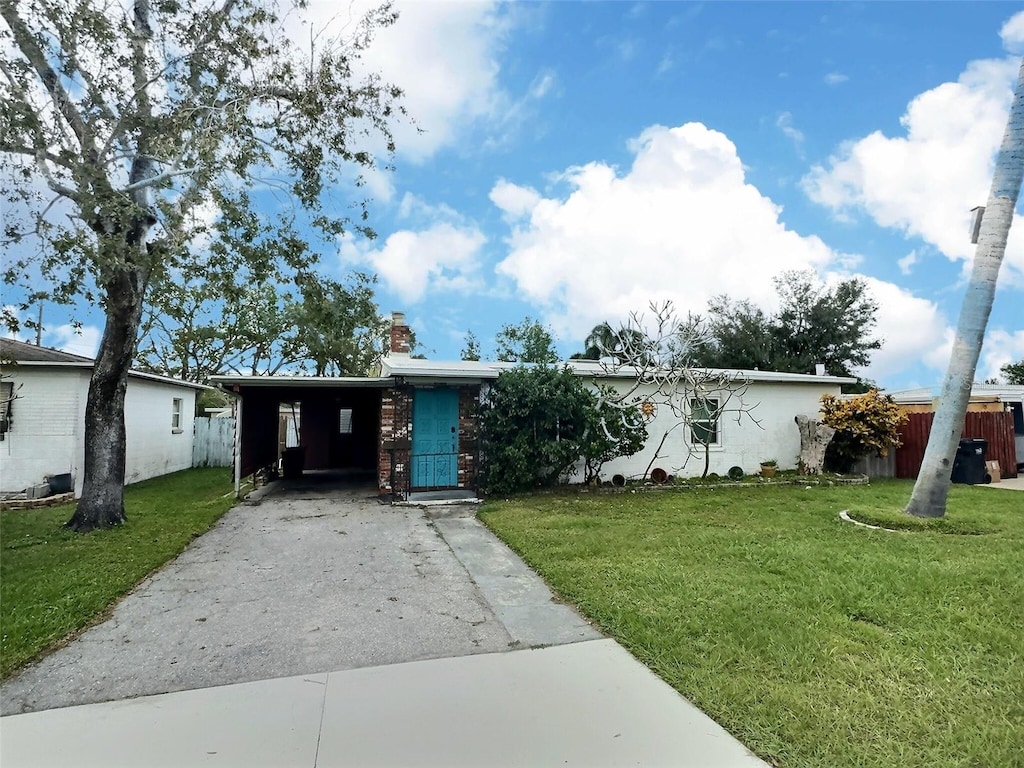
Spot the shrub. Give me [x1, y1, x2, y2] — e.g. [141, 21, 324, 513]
[820, 390, 907, 473]
[479, 366, 646, 494]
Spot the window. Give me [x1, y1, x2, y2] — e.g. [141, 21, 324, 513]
[339, 408, 353, 435]
[690, 397, 719, 446]
[172, 398, 183, 432]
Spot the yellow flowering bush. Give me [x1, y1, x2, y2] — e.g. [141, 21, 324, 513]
[820, 390, 908, 473]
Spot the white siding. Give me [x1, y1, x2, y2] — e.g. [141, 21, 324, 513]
[0, 367, 198, 495]
[0, 367, 86, 493]
[583, 378, 844, 481]
[123, 377, 197, 488]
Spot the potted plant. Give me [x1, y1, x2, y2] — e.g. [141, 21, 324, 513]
[759, 458, 778, 478]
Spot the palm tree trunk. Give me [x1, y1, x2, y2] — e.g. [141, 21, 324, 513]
[906, 57, 1024, 518]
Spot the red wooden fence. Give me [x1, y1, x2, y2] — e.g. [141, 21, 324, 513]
[896, 411, 1018, 479]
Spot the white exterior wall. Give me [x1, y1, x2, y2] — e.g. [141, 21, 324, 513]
[0, 367, 198, 495]
[583, 378, 844, 481]
[122, 377, 197, 489]
[0, 367, 87, 493]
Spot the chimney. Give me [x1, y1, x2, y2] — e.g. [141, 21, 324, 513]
[390, 311, 411, 356]
[815, 363, 826, 376]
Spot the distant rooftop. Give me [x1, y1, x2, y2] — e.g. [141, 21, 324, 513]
[0, 337, 95, 364]
[1, 337, 205, 390]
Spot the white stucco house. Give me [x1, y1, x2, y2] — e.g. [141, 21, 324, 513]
[213, 312, 853, 499]
[375, 356, 853, 482]
[1, 338, 205, 497]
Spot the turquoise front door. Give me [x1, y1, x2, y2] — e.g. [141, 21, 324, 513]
[411, 389, 459, 488]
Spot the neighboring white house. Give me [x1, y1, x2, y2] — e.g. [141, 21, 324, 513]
[1, 338, 205, 496]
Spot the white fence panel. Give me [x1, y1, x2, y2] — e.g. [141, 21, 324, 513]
[193, 417, 235, 468]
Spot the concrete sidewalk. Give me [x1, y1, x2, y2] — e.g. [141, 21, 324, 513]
[0, 639, 768, 767]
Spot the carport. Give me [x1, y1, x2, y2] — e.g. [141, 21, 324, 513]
[212, 376, 391, 491]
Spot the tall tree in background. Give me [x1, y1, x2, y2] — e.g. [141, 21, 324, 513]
[460, 330, 481, 361]
[1, 0, 403, 530]
[700, 271, 881, 386]
[1001, 359, 1024, 384]
[287, 273, 388, 376]
[907, 58, 1024, 519]
[494, 317, 559, 364]
[572, 321, 646, 363]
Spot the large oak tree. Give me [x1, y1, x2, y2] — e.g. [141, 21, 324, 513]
[1, 0, 403, 530]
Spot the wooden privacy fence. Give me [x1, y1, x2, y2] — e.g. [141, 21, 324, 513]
[193, 416, 235, 468]
[895, 411, 1017, 479]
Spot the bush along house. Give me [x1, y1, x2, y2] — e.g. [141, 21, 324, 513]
[212, 312, 854, 501]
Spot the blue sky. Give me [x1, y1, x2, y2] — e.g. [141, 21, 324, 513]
[12, 1, 1024, 390]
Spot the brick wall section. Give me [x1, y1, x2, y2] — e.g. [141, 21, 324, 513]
[378, 387, 412, 496]
[458, 387, 479, 490]
[377, 384, 481, 499]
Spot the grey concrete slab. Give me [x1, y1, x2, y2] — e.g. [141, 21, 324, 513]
[0, 673, 328, 768]
[1, 489, 514, 715]
[1, 641, 770, 768]
[433, 513, 603, 647]
[316, 640, 768, 767]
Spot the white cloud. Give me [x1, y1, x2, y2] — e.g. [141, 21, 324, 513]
[824, 72, 848, 86]
[897, 249, 919, 275]
[776, 112, 805, 146]
[803, 56, 1024, 286]
[493, 122, 837, 337]
[857, 277, 948, 383]
[318, 0, 513, 164]
[490, 121, 955, 385]
[1000, 11, 1024, 53]
[48, 324, 101, 358]
[340, 222, 486, 304]
[980, 328, 1024, 381]
[489, 179, 543, 220]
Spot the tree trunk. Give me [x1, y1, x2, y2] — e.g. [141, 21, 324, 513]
[66, 268, 148, 531]
[906, 57, 1024, 518]
[794, 415, 835, 475]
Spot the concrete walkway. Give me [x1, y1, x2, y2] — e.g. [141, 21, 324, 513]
[0, 485, 768, 767]
[981, 475, 1024, 491]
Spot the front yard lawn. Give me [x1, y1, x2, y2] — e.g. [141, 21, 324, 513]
[1, 468, 236, 678]
[480, 481, 1024, 768]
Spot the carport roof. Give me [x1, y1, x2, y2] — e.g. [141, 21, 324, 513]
[210, 375, 393, 389]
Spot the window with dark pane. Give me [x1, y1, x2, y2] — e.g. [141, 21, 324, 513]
[339, 408, 354, 434]
[690, 397, 719, 445]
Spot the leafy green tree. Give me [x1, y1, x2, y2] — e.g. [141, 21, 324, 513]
[1001, 359, 1024, 384]
[494, 317, 559, 364]
[572, 321, 647, 363]
[820, 390, 908, 474]
[479, 366, 645, 494]
[699, 271, 881, 386]
[1, 0, 403, 530]
[461, 330, 481, 361]
[286, 273, 388, 376]
[698, 299, 775, 371]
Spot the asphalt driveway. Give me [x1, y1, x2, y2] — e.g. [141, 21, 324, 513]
[1, 485, 597, 715]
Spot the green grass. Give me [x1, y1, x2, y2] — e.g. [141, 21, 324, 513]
[1, 468, 236, 678]
[480, 480, 1024, 768]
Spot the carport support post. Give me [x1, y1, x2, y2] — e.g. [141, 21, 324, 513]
[233, 394, 243, 498]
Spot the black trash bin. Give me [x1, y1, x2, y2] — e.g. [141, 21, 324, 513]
[951, 438, 989, 484]
[281, 446, 306, 480]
